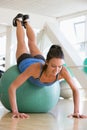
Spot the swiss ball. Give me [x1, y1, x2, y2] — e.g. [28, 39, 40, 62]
[59, 64, 74, 99]
[83, 58, 87, 73]
[0, 65, 60, 113]
[60, 79, 72, 99]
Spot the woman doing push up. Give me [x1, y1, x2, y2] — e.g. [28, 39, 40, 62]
[8, 13, 87, 119]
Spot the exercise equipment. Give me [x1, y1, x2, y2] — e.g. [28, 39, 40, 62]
[60, 79, 72, 99]
[83, 58, 87, 73]
[60, 64, 74, 99]
[0, 65, 60, 113]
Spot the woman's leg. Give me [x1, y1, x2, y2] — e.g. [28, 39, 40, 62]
[16, 21, 29, 60]
[24, 22, 42, 56]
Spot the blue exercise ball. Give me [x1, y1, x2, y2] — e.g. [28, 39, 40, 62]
[0, 65, 60, 113]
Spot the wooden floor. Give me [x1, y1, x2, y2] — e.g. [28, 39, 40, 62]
[0, 99, 87, 130]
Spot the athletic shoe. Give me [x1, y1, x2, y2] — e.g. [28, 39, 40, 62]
[13, 13, 23, 27]
[23, 14, 30, 28]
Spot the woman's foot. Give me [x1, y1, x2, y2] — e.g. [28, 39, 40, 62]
[23, 14, 30, 28]
[13, 13, 23, 27]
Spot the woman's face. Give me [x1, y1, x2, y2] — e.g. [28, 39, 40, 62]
[46, 58, 64, 76]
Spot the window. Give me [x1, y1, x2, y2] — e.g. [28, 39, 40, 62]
[60, 16, 86, 61]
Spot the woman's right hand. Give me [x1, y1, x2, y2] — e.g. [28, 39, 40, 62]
[12, 112, 29, 119]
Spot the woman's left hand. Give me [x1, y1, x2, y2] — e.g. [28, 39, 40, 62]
[68, 113, 87, 118]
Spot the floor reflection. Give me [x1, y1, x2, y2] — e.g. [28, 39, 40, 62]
[0, 99, 87, 130]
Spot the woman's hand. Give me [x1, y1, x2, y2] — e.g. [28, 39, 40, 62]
[68, 113, 87, 119]
[12, 112, 29, 119]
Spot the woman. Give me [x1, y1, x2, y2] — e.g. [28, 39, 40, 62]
[9, 13, 87, 119]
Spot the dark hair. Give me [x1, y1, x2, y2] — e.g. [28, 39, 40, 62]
[46, 45, 64, 61]
[43, 45, 64, 71]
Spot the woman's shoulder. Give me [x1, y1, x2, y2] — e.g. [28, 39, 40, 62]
[58, 66, 69, 80]
[59, 66, 72, 81]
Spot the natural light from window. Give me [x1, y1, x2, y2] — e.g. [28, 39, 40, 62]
[60, 16, 86, 61]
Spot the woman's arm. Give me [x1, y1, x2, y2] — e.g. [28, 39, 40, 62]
[8, 64, 37, 118]
[60, 66, 87, 118]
